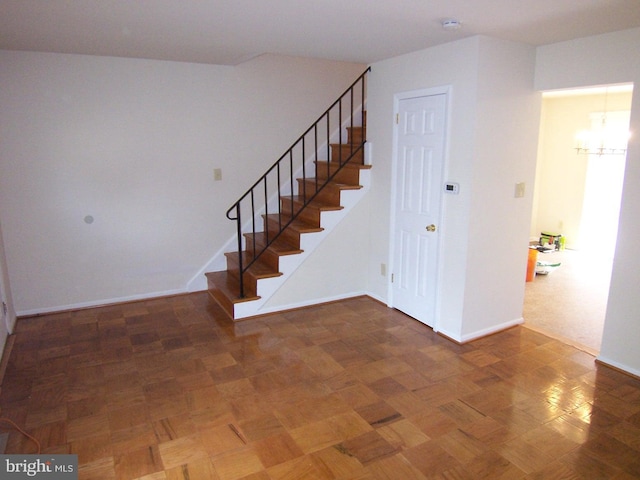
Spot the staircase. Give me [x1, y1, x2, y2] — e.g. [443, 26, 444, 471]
[206, 69, 370, 320]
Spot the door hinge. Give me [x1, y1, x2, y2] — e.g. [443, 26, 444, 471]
[395, 113, 399, 124]
[391, 273, 394, 283]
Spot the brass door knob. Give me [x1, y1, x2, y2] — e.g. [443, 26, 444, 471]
[426, 224, 436, 232]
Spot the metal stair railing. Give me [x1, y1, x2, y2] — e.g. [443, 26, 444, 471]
[225, 67, 370, 298]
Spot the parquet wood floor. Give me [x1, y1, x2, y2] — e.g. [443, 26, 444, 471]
[1, 293, 639, 479]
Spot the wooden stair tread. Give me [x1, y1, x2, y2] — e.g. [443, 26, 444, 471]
[330, 142, 365, 147]
[315, 160, 371, 170]
[263, 214, 324, 233]
[244, 232, 303, 255]
[299, 178, 363, 190]
[285, 196, 344, 211]
[206, 271, 260, 304]
[225, 251, 283, 279]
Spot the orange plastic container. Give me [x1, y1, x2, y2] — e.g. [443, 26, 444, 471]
[526, 247, 537, 282]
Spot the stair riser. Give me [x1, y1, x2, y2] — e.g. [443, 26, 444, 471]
[315, 164, 361, 185]
[261, 213, 310, 233]
[263, 219, 302, 246]
[331, 145, 364, 164]
[224, 260, 261, 292]
[244, 237, 271, 258]
[207, 286, 234, 318]
[242, 244, 281, 270]
[276, 228, 300, 247]
[278, 198, 304, 221]
[281, 201, 321, 225]
[243, 235, 267, 256]
[296, 179, 342, 204]
[212, 266, 259, 299]
[295, 180, 323, 201]
[346, 127, 366, 145]
[206, 271, 261, 316]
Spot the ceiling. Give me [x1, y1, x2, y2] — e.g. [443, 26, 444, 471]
[1, 0, 640, 66]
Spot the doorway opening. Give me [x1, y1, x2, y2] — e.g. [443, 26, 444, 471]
[524, 84, 633, 354]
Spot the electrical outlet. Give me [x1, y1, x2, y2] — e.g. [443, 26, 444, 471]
[380, 263, 386, 276]
[214, 168, 222, 181]
[514, 182, 525, 198]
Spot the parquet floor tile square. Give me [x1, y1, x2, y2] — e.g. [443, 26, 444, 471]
[403, 439, 462, 476]
[1, 293, 639, 479]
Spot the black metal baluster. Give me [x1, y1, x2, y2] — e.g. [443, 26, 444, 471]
[235, 204, 244, 298]
[338, 98, 343, 166]
[289, 150, 294, 220]
[350, 87, 354, 157]
[250, 191, 256, 265]
[264, 176, 270, 245]
[361, 73, 366, 148]
[326, 112, 331, 180]
[277, 162, 282, 222]
[314, 125, 319, 193]
[302, 137, 306, 202]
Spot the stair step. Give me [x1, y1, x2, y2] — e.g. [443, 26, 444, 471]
[264, 213, 323, 235]
[330, 143, 364, 164]
[262, 214, 320, 247]
[244, 232, 303, 257]
[346, 126, 366, 145]
[225, 251, 283, 280]
[206, 271, 260, 318]
[282, 196, 344, 212]
[315, 160, 371, 184]
[296, 178, 362, 204]
[280, 196, 343, 225]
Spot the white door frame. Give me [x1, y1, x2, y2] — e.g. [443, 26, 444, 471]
[387, 85, 452, 333]
[0, 227, 12, 361]
[0, 221, 15, 336]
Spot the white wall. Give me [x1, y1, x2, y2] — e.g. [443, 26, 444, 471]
[536, 27, 640, 377]
[366, 36, 539, 342]
[461, 37, 540, 340]
[0, 50, 365, 315]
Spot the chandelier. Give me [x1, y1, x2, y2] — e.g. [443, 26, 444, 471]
[575, 89, 630, 156]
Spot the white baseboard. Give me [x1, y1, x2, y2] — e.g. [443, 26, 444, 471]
[596, 355, 640, 379]
[16, 288, 190, 317]
[365, 291, 386, 305]
[244, 291, 368, 318]
[438, 317, 524, 344]
[17, 288, 372, 320]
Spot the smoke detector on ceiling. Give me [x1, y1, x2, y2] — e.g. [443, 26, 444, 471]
[442, 19, 462, 31]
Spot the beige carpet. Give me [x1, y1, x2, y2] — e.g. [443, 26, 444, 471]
[523, 248, 611, 355]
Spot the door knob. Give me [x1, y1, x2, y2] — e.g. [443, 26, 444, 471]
[426, 224, 436, 232]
